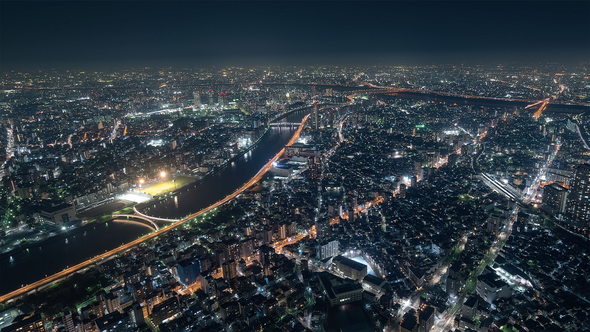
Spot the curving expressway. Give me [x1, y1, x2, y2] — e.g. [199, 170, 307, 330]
[0, 114, 310, 304]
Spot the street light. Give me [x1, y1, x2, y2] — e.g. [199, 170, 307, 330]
[160, 171, 166, 178]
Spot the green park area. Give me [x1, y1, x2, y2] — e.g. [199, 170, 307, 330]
[141, 176, 194, 196]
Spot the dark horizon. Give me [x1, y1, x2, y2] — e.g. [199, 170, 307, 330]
[1, 1, 589, 71]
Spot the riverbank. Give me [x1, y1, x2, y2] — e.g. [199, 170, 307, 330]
[0, 115, 294, 258]
[187, 105, 312, 194]
[135, 109, 311, 219]
[382, 91, 590, 114]
[0, 217, 117, 260]
[0, 112, 311, 302]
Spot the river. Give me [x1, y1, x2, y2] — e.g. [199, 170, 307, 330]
[4, 93, 585, 296]
[136, 110, 308, 219]
[0, 222, 150, 295]
[0, 109, 309, 296]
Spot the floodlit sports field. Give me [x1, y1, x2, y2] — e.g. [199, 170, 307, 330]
[141, 176, 194, 196]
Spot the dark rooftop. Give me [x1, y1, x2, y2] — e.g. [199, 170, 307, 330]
[334, 255, 367, 272]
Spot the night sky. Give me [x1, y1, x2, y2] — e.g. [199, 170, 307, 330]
[1, 1, 588, 70]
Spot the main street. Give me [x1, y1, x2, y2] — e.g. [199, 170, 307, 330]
[434, 208, 517, 331]
[0, 114, 310, 304]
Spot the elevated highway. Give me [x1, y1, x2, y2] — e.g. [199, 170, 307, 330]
[0, 114, 310, 304]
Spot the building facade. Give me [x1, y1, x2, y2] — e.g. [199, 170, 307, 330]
[565, 164, 590, 235]
[543, 182, 568, 214]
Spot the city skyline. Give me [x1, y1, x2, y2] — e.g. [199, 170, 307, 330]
[0, 2, 589, 332]
[1, 1, 589, 70]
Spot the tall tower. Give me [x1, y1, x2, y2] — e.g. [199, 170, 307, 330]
[193, 91, 201, 109]
[565, 164, 590, 235]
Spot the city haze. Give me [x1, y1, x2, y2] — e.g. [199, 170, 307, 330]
[1, 1, 589, 70]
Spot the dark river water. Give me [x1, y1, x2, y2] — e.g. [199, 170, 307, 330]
[4, 93, 585, 296]
[0, 222, 151, 295]
[0, 110, 308, 296]
[137, 110, 308, 219]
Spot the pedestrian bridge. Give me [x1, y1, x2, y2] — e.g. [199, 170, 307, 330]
[112, 214, 160, 231]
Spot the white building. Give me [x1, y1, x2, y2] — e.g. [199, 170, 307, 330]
[476, 272, 512, 303]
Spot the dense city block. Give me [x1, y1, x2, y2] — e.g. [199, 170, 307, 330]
[0, 65, 589, 332]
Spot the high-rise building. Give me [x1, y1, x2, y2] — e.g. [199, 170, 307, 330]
[221, 239, 241, 261]
[542, 183, 568, 215]
[61, 312, 75, 332]
[399, 312, 419, 332]
[315, 218, 330, 239]
[127, 302, 145, 328]
[95, 311, 134, 332]
[150, 297, 181, 327]
[418, 305, 436, 332]
[278, 223, 288, 240]
[332, 255, 367, 281]
[399, 183, 407, 198]
[258, 245, 275, 267]
[222, 260, 237, 280]
[461, 296, 478, 321]
[193, 91, 201, 109]
[240, 238, 255, 259]
[177, 259, 199, 286]
[487, 212, 504, 235]
[414, 161, 422, 178]
[446, 262, 462, 296]
[565, 164, 590, 235]
[316, 239, 339, 260]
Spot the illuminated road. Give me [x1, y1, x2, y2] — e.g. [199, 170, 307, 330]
[110, 120, 121, 142]
[434, 209, 517, 331]
[1, 127, 14, 179]
[531, 84, 567, 119]
[358, 82, 586, 108]
[272, 228, 314, 254]
[532, 98, 550, 119]
[0, 114, 310, 304]
[522, 138, 561, 203]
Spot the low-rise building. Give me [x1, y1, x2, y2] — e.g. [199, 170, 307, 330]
[476, 272, 511, 303]
[2, 314, 45, 332]
[362, 274, 386, 294]
[39, 203, 76, 225]
[317, 272, 363, 307]
[333, 255, 367, 281]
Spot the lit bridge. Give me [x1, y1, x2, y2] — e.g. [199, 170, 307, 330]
[0, 114, 311, 305]
[269, 122, 301, 127]
[112, 214, 161, 231]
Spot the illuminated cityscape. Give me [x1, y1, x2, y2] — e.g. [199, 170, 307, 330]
[0, 1, 589, 332]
